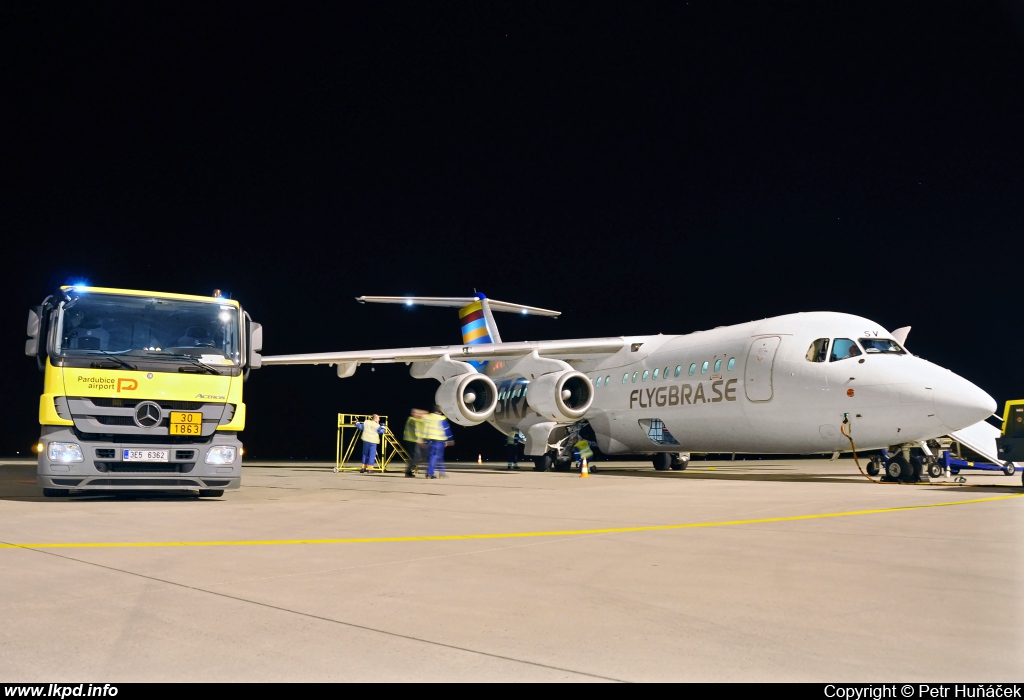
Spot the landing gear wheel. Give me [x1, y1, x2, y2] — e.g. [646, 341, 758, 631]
[198, 489, 224, 498]
[885, 455, 908, 481]
[42, 488, 68, 498]
[552, 460, 572, 472]
[927, 461, 943, 479]
[670, 457, 689, 471]
[905, 455, 923, 483]
[533, 454, 553, 472]
[866, 459, 880, 477]
[1003, 462, 1016, 476]
[652, 453, 672, 471]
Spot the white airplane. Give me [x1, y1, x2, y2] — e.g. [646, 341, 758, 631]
[262, 293, 998, 482]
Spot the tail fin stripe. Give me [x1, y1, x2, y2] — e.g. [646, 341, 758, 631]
[465, 332, 491, 344]
[458, 303, 484, 320]
[462, 318, 487, 334]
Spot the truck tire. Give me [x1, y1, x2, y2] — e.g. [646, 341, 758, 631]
[1003, 463, 1016, 477]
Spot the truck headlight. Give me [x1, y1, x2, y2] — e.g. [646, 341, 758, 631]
[205, 446, 237, 465]
[48, 442, 84, 463]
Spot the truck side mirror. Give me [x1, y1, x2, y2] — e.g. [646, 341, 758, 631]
[248, 322, 263, 369]
[25, 307, 41, 357]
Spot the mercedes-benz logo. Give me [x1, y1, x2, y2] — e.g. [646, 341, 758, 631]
[134, 401, 163, 428]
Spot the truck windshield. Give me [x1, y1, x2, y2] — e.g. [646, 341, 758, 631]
[54, 292, 241, 364]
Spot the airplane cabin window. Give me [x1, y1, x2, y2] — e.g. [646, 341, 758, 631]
[714, 359, 722, 372]
[632, 371, 639, 383]
[642, 370, 649, 381]
[513, 388, 521, 398]
[860, 338, 906, 355]
[805, 338, 829, 363]
[830, 338, 862, 362]
[674, 365, 682, 377]
[605, 375, 611, 386]
[663, 366, 670, 379]
[623, 373, 629, 384]
[701, 361, 709, 374]
[596, 376, 603, 387]
[727, 357, 736, 370]
[687, 363, 695, 376]
[653, 368, 660, 379]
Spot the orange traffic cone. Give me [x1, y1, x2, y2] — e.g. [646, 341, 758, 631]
[580, 458, 589, 478]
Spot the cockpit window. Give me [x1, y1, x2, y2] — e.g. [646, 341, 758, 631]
[805, 338, 829, 363]
[830, 338, 862, 361]
[860, 338, 906, 355]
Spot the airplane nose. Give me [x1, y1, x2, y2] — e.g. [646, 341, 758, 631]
[933, 378, 997, 432]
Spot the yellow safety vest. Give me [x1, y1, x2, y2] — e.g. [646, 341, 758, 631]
[575, 439, 593, 459]
[404, 416, 421, 441]
[360, 419, 382, 444]
[420, 413, 449, 441]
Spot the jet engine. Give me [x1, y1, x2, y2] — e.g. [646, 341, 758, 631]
[528, 370, 594, 422]
[435, 373, 499, 426]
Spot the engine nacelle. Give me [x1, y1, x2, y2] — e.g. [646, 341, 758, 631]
[435, 373, 498, 426]
[528, 370, 594, 422]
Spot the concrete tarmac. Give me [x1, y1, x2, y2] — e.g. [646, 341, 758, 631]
[1, 457, 1022, 683]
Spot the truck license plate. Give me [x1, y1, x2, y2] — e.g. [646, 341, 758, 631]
[169, 411, 203, 436]
[123, 449, 169, 462]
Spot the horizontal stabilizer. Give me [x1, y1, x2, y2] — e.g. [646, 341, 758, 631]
[356, 295, 560, 318]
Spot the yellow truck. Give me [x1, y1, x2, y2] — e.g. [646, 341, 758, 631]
[25, 285, 262, 497]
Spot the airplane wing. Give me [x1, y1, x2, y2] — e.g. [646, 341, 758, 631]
[261, 337, 629, 369]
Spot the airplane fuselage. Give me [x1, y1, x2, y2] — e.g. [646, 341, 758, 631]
[487, 312, 994, 456]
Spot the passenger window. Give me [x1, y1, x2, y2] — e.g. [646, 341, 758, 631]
[830, 338, 862, 362]
[623, 373, 629, 384]
[701, 361, 709, 374]
[653, 368, 660, 379]
[513, 388, 521, 398]
[605, 375, 611, 386]
[806, 338, 830, 363]
[642, 370, 649, 381]
[632, 371, 639, 383]
[727, 357, 735, 370]
[688, 363, 696, 376]
[596, 376, 603, 387]
[674, 365, 682, 377]
[714, 359, 722, 372]
[664, 367, 670, 379]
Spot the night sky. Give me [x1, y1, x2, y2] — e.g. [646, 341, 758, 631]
[3, 2, 1023, 462]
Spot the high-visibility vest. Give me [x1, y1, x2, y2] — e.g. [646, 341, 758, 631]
[420, 412, 451, 441]
[358, 419, 382, 444]
[574, 439, 593, 460]
[404, 416, 421, 441]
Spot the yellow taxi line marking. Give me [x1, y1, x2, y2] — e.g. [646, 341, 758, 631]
[2, 492, 1020, 549]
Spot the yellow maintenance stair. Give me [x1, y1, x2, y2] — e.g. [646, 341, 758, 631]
[334, 413, 411, 473]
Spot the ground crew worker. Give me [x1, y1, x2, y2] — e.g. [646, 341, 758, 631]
[403, 408, 426, 477]
[356, 414, 385, 473]
[419, 405, 453, 478]
[573, 438, 594, 470]
[505, 429, 524, 470]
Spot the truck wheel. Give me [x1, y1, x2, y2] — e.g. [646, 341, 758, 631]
[42, 488, 68, 498]
[927, 461, 943, 478]
[1003, 463, 1016, 476]
[652, 453, 672, 471]
[198, 489, 224, 498]
[866, 460, 880, 476]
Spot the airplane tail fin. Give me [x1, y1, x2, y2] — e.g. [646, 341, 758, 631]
[356, 293, 560, 370]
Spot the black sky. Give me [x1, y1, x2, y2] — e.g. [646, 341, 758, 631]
[3, 1, 1023, 461]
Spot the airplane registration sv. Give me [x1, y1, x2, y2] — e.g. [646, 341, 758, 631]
[262, 294, 996, 482]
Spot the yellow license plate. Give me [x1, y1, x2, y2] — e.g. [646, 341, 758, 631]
[169, 411, 203, 436]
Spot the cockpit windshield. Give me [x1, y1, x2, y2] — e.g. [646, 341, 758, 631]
[54, 292, 241, 365]
[829, 338, 862, 362]
[859, 338, 906, 355]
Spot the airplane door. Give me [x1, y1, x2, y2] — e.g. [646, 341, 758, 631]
[744, 336, 780, 402]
